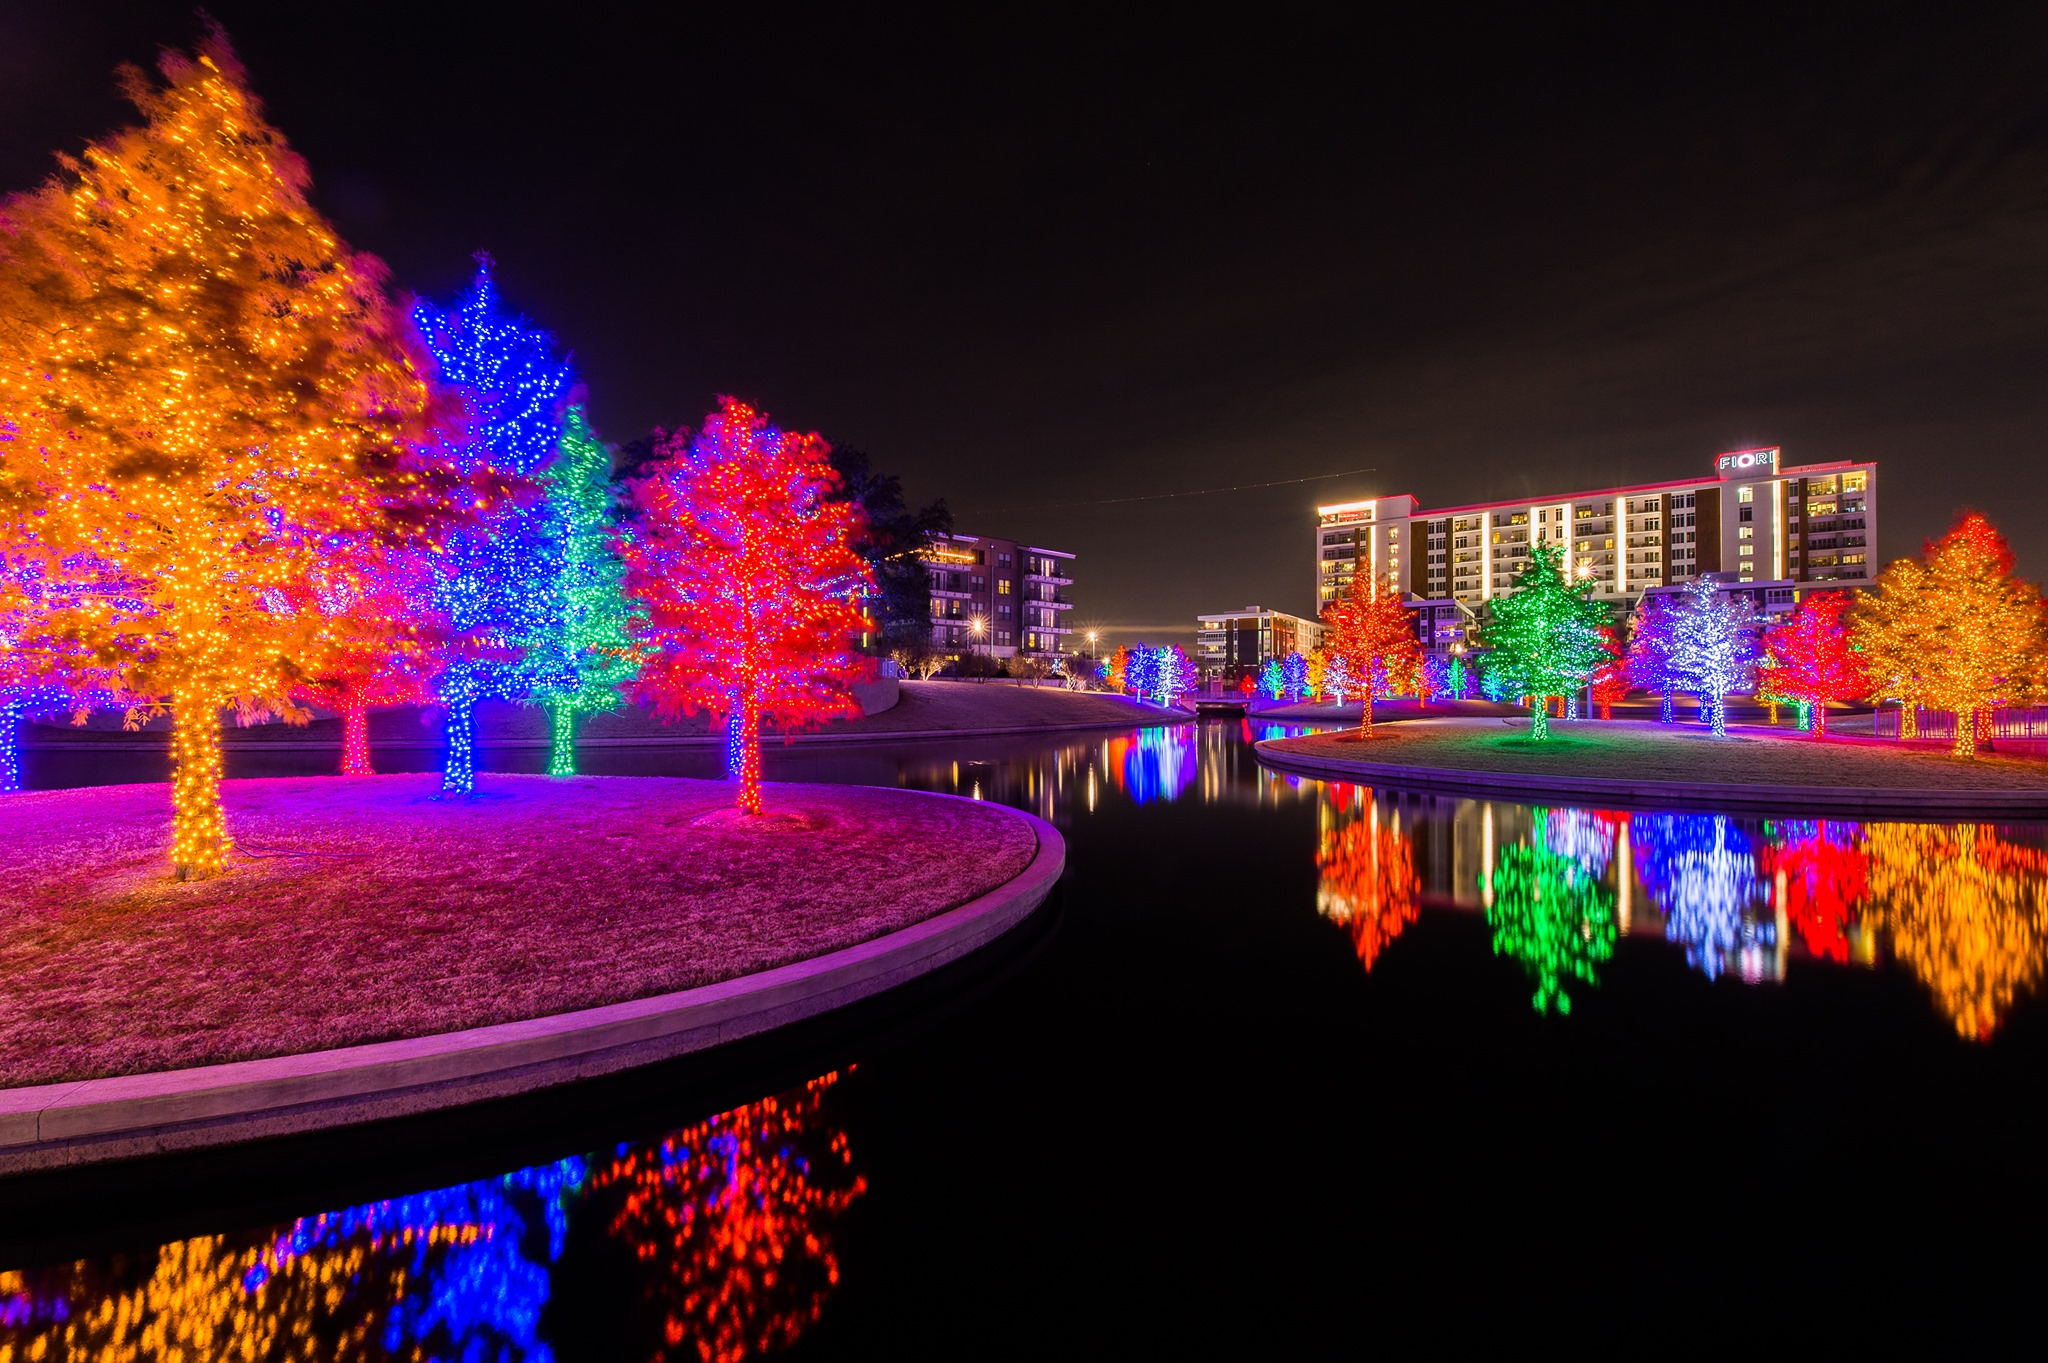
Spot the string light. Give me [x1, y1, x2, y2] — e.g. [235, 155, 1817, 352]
[413, 260, 577, 795]
[1852, 512, 2048, 758]
[1624, 596, 1682, 722]
[0, 35, 444, 875]
[1280, 651, 1310, 701]
[618, 398, 874, 814]
[1321, 570, 1422, 736]
[1589, 624, 1629, 719]
[1258, 658, 1285, 700]
[534, 405, 640, 775]
[1662, 577, 1763, 738]
[1476, 543, 1609, 740]
[1485, 830, 1618, 1014]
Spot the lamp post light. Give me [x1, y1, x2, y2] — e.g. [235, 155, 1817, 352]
[1087, 630, 1099, 660]
[970, 615, 986, 665]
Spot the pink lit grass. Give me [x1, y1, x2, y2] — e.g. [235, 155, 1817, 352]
[0, 775, 1037, 1087]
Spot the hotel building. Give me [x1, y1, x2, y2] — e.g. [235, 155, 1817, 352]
[1195, 607, 1324, 681]
[925, 532, 1076, 659]
[1315, 447, 1877, 613]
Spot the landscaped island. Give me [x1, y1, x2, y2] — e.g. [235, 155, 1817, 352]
[1257, 716, 2048, 813]
[0, 775, 1040, 1089]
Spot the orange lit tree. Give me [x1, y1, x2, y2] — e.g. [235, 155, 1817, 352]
[1315, 794, 1420, 971]
[618, 399, 874, 814]
[1852, 513, 2048, 758]
[0, 36, 446, 876]
[1862, 822, 2048, 1040]
[1321, 570, 1421, 736]
[1762, 590, 1868, 738]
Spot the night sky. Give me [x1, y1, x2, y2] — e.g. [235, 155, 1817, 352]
[7, 4, 2048, 643]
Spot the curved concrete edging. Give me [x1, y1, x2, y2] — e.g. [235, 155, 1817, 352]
[1255, 740, 2048, 818]
[0, 799, 1064, 1175]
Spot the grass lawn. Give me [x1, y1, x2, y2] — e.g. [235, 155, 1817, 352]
[1266, 717, 2048, 792]
[0, 774, 1037, 1088]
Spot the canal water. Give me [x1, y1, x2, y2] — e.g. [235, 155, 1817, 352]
[5, 718, 2047, 1354]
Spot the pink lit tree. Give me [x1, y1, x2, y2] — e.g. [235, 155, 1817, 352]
[617, 399, 875, 814]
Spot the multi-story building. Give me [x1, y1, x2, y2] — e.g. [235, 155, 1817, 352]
[1315, 448, 1877, 613]
[1195, 607, 1324, 681]
[924, 533, 1075, 659]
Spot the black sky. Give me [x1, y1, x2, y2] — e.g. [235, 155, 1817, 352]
[6, 3, 2048, 641]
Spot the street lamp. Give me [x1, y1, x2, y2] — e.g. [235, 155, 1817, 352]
[1087, 630, 1099, 660]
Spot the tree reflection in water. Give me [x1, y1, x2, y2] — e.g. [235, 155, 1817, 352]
[1106, 726, 1198, 805]
[1316, 787, 1420, 971]
[1485, 824, 1618, 1014]
[1630, 814, 1773, 981]
[1757, 821, 1869, 964]
[1862, 824, 2048, 1040]
[0, 1074, 860, 1363]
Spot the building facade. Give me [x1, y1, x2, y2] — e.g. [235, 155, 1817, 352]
[1315, 448, 1877, 613]
[1195, 607, 1324, 681]
[925, 533, 1076, 659]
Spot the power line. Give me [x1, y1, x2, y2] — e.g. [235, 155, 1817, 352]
[983, 466, 1378, 514]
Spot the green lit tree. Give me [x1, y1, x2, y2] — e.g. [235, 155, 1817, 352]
[534, 405, 640, 774]
[1477, 542, 1610, 739]
[1485, 836, 1618, 1014]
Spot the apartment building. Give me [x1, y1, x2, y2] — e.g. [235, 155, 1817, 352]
[1195, 607, 1324, 681]
[925, 533, 1076, 659]
[1315, 448, 1877, 613]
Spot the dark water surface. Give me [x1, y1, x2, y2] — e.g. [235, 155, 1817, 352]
[5, 719, 2048, 1354]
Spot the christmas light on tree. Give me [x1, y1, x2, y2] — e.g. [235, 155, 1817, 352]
[1258, 657, 1285, 700]
[1317, 801, 1420, 972]
[1305, 647, 1329, 700]
[1102, 645, 1132, 695]
[1664, 577, 1762, 737]
[1862, 821, 2048, 1038]
[1761, 591, 1867, 738]
[1589, 625, 1629, 720]
[0, 35, 448, 874]
[1150, 645, 1197, 706]
[532, 406, 641, 775]
[1447, 652, 1471, 700]
[1280, 651, 1310, 701]
[1321, 571, 1422, 736]
[1852, 512, 2048, 758]
[1624, 596, 1682, 722]
[619, 398, 874, 814]
[1476, 543, 1609, 740]
[413, 260, 577, 795]
[1485, 832, 1617, 1014]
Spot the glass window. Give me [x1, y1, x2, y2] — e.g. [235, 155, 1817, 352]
[1738, 486, 1754, 503]
[1842, 472, 1866, 493]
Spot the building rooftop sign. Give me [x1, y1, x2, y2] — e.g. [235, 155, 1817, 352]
[1715, 446, 1779, 478]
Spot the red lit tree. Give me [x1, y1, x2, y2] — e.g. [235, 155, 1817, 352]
[1589, 624, 1630, 720]
[618, 399, 874, 814]
[1762, 591, 1868, 738]
[291, 554, 450, 775]
[0, 35, 449, 876]
[1321, 572, 1422, 737]
[1852, 513, 2048, 757]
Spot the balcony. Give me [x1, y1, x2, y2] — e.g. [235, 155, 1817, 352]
[1024, 569, 1074, 586]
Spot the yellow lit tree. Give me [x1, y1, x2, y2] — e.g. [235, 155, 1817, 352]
[0, 34, 446, 876]
[1320, 571, 1422, 736]
[1852, 513, 2048, 758]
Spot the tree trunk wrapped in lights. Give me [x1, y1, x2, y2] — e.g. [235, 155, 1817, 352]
[1476, 543, 1609, 741]
[619, 399, 875, 815]
[1852, 512, 2048, 759]
[1321, 570, 1422, 737]
[0, 34, 454, 877]
[1761, 590, 1868, 739]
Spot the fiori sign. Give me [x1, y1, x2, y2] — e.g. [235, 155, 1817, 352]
[1716, 446, 1779, 477]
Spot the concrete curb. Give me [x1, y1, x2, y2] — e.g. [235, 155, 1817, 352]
[0, 800, 1064, 1175]
[1254, 740, 2048, 818]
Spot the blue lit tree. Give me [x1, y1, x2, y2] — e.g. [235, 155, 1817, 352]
[1280, 651, 1310, 701]
[1625, 595, 1682, 721]
[1258, 657, 1284, 700]
[1665, 577, 1763, 737]
[1631, 813, 1771, 980]
[413, 260, 577, 795]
